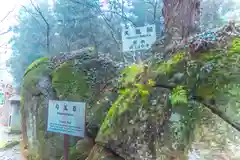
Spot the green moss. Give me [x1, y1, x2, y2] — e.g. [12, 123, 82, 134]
[24, 57, 49, 77]
[156, 52, 185, 74]
[68, 146, 87, 160]
[86, 144, 124, 160]
[99, 86, 149, 138]
[36, 130, 64, 160]
[99, 89, 136, 135]
[37, 130, 46, 159]
[87, 90, 119, 137]
[52, 61, 89, 100]
[120, 64, 144, 86]
[50, 57, 118, 139]
[21, 58, 52, 125]
[28, 153, 40, 160]
[59, 139, 93, 160]
[170, 86, 188, 105]
[68, 138, 93, 160]
[99, 94, 125, 135]
[22, 58, 51, 94]
[21, 52, 119, 160]
[229, 37, 240, 54]
[99, 63, 154, 137]
[0, 140, 20, 149]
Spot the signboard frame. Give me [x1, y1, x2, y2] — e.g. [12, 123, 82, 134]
[47, 100, 86, 137]
[47, 100, 86, 160]
[121, 24, 157, 52]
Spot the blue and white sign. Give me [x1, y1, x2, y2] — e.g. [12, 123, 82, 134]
[47, 100, 86, 137]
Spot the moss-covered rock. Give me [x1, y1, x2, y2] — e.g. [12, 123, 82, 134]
[22, 57, 52, 95]
[21, 50, 119, 160]
[96, 87, 182, 159]
[94, 25, 240, 159]
[86, 144, 124, 160]
[65, 138, 94, 160]
[51, 53, 119, 137]
[87, 90, 119, 138]
[59, 138, 93, 160]
[52, 61, 89, 100]
[21, 24, 240, 160]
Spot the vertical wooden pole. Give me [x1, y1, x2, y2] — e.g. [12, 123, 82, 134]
[64, 134, 69, 160]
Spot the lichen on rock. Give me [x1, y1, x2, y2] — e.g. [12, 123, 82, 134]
[21, 23, 240, 160]
[87, 144, 124, 160]
[21, 49, 120, 159]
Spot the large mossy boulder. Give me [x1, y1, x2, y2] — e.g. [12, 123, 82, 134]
[21, 48, 120, 160]
[95, 66, 189, 159]
[93, 24, 240, 159]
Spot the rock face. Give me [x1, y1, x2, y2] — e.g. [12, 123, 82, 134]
[21, 23, 240, 160]
[21, 49, 120, 160]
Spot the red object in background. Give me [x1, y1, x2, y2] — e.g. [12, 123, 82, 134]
[5, 92, 9, 96]
[0, 123, 8, 126]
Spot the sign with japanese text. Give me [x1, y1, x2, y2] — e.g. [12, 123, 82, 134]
[121, 24, 156, 52]
[47, 100, 86, 137]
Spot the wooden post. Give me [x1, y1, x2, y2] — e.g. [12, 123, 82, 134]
[64, 134, 69, 160]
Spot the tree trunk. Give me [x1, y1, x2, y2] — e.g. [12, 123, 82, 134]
[162, 0, 200, 44]
[160, 1, 201, 158]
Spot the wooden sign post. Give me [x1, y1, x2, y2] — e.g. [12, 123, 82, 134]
[47, 100, 86, 160]
[64, 134, 69, 160]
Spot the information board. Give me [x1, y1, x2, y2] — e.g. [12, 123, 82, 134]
[121, 24, 156, 52]
[47, 100, 86, 137]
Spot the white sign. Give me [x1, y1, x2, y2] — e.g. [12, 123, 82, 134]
[47, 100, 86, 137]
[121, 24, 156, 52]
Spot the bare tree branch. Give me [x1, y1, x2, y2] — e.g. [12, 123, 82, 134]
[29, 0, 50, 54]
[0, 29, 11, 36]
[100, 13, 120, 47]
[21, 5, 41, 17]
[0, 8, 15, 36]
[20, 5, 45, 31]
[144, 0, 161, 23]
[0, 43, 8, 48]
[69, 0, 136, 26]
[0, 7, 15, 23]
[70, 0, 121, 48]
